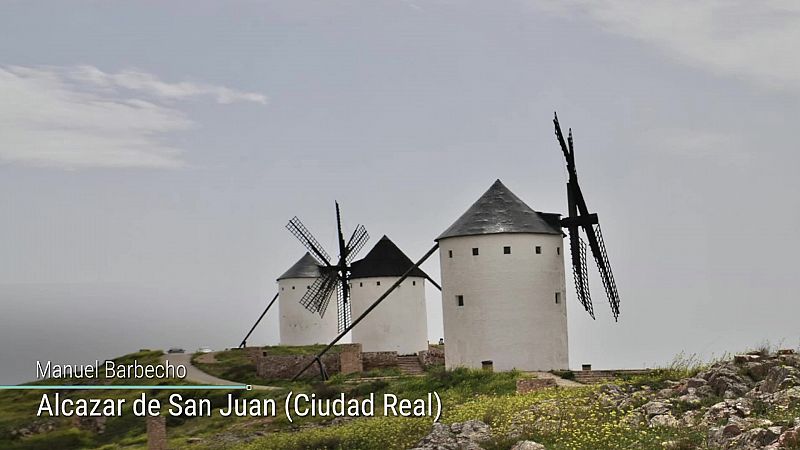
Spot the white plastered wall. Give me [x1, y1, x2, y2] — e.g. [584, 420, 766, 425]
[438, 233, 568, 371]
[278, 278, 340, 346]
[349, 276, 428, 355]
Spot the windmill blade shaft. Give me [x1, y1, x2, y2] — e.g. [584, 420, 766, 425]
[425, 275, 442, 291]
[335, 202, 348, 266]
[238, 292, 279, 348]
[553, 113, 572, 162]
[292, 243, 440, 381]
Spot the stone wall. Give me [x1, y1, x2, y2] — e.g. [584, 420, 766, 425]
[243, 346, 262, 362]
[362, 351, 398, 371]
[572, 369, 653, 385]
[338, 344, 363, 374]
[146, 416, 167, 450]
[255, 344, 363, 379]
[419, 344, 445, 367]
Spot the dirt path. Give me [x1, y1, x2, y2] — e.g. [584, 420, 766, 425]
[527, 371, 585, 387]
[161, 353, 280, 391]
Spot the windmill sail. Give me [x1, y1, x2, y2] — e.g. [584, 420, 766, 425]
[554, 112, 621, 321]
[287, 217, 331, 265]
[335, 283, 352, 333]
[287, 204, 369, 330]
[346, 225, 369, 264]
[570, 234, 593, 318]
[300, 271, 338, 316]
[591, 224, 620, 317]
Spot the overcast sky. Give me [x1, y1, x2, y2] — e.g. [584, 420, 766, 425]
[2, 1, 799, 384]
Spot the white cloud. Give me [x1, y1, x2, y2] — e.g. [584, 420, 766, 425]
[531, 0, 800, 93]
[0, 65, 266, 169]
[68, 65, 267, 104]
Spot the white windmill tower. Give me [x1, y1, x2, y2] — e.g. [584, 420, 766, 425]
[436, 180, 569, 371]
[348, 236, 430, 355]
[277, 253, 340, 346]
[435, 116, 623, 372]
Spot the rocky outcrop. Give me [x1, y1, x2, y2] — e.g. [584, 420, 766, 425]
[634, 351, 800, 449]
[411, 421, 551, 450]
[9, 420, 56, 438]
[411, 420, 492, 450]
[409, 351, 799, 450]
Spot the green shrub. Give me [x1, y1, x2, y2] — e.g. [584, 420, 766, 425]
[552, 370, 575, 380]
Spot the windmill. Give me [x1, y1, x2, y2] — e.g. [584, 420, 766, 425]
[553, 112, 621, 321]
[286, 202, 369, 332]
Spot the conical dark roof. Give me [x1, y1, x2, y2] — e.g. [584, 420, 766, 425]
[277, 253, 322, 281]
[350, 236, 428, 279]
[437, 179, 562, 240]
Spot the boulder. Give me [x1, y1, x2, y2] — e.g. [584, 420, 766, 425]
[451, 420, 492, 443]
[779, 354, 800, 368]
[731, 427, 780, 449]
[702, 398, 753, 425]
[510, 441, 546, 450]
[641, 401, 670, 418]
[777, 426, 799, 448]
[727, 416, 774, 430]
[760, 365, 800, 394]
[707, 366, 752, 398]
[707, 423, 742, 448]
[649, 414, 680, 428]
[735, 354, 762, 364]
[772, 386, 800, 408]
[680, 410, 703, 427]
[676, 393, 702, 407]
[656, 388, 676, 399]
[686, 377, 707, 388]
[742, 360, 780, 381]
[695, 385, 716, 398]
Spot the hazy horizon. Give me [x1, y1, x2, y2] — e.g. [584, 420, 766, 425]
[3, 1, 800, 384]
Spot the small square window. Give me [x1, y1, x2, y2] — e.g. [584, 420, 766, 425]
[281, 287, 284, 291]
[503, 246, 511, 254]
[376, 281, 381, 286]
[456, 295, 464, 307]
[535, 246, 542, 254]
[359, 282, 363, 287]
[307, 285, 310, 289]
[472, 248, 479, 256]
[448, 250, 453, 258]
[292, 286, 295, 290]
[555, 292, 561, 304]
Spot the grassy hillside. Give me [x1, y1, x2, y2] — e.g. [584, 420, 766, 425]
[0, 349, 524, 450]
[3, 348, 798, 449]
